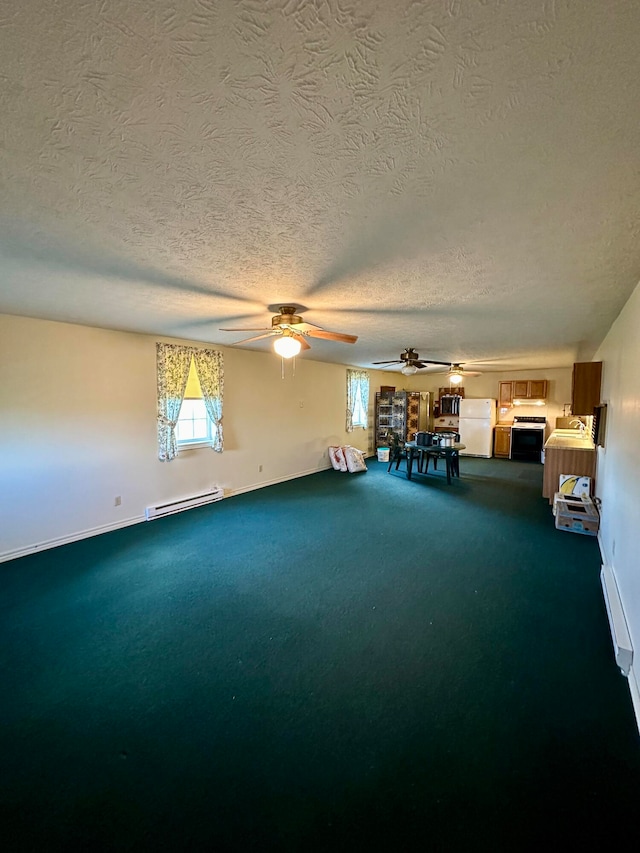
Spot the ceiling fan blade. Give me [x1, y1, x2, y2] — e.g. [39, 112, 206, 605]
[231, 332, 278, 345]
[372, 360, 402, 365]
[305, 329, 358, 344]
[292, 320, 323, 330]
[291, 332, 311, 351]
[219, 326, 272, 332]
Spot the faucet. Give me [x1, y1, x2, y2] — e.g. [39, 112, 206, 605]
[569, 418, 586, 433]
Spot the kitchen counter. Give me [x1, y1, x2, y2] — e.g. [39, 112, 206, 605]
[542, 430, 596, 503]
[544, 429, 595, 450]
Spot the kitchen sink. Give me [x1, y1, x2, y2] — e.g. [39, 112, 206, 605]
[553, 429, 590, 439]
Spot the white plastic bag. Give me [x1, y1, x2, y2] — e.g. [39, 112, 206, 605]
[343, 445, 367, 473]
[328, 446, 348, 471]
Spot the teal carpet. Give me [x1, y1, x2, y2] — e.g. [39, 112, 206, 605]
[2, 458, 639, 851]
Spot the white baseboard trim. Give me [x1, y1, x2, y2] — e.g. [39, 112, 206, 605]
[228, 463, 334, 498]
[0, 515, 145, 564]
[597, 534, 640, 735]
[628, 667, 640, 736]
[597, 530, 609, 566]
[0, 463, 338, 564]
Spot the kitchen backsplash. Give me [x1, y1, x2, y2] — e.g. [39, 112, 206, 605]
[498, 404, 548, 424]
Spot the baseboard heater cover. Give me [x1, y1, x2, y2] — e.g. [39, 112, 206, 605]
[600, 564, 633, 677]
[145, 487, 224, 520]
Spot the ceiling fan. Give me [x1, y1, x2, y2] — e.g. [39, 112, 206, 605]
[372, 350, 482, 382]
[219, 305, 358, 358]
[429, 363, 483, 385]
[428, 362, 482, 376]
[372, 348, 452, 376]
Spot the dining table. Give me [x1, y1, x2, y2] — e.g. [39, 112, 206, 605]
[402, 441, 466, 485]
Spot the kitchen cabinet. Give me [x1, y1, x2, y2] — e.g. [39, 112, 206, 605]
[514, 380, 547, 399]
[499, 381, 513, 407]
[499, 380, 547, 405]
[542, 446, 596, 503]
[571, 362, 602, 415]
[494, 426, 511, 458]
[528, 379, 548, 398]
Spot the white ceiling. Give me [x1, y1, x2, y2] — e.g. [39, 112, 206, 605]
[1, 0, 639, 373]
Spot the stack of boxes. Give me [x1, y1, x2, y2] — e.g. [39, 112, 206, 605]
[552, 475, 600, 536]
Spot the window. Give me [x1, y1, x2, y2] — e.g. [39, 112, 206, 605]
[176, 398, 213, 444]
[176, 358, 212, 446]
[346, 369, 369, 431]
[351, 383, 367, 427]
[156, 343, 224, 461]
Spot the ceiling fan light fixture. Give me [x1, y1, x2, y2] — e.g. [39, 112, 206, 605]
[401, 364, 418, 376]
[448, 368, 463, 385]
[273, 335, 301, 359]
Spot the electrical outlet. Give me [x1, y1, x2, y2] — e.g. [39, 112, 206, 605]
[114, 496, 121, 507]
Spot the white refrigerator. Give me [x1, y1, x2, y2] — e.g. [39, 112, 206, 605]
[458, 398, 497, 457]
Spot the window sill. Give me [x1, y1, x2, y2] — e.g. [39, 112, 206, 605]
[177, 441, 213, 451]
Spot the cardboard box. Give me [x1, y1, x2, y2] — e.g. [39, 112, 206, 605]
[554, 494, 599, 536]
[558, 474, 592, 497]
[553, 492, 584, 516]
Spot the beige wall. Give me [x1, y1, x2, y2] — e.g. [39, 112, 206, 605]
[594, 279, 640, 724]
[0, 314, 388, 560]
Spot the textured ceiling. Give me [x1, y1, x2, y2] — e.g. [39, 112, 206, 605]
[1, 0, 640, 373]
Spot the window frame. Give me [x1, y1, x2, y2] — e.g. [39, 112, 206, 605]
[175, 397, 214, 449]
[350, 381, 367, 428]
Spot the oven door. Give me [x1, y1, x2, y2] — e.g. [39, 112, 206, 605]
[510, 427, 544, 461]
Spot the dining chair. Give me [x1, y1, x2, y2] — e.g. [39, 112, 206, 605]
[387, 440, 407, 472]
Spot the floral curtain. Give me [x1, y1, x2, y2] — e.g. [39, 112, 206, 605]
[192, 347, 224, 452]
[156, 343, 193, 461]
[346, 369, 369, 432]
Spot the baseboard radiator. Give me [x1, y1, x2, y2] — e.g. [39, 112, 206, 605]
[145, 487, 224, 520]
[600, 564, 633, 677]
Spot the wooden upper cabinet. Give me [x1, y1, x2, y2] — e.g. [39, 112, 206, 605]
[499, 381, 513, 406]
[529, 379, 548, 399]
[572, 362, 602, 415]
[502, 379, 548, 402]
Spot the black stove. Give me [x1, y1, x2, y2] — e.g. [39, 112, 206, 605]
[512, 416, 546, 430]
[511, 416, 546, 461]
